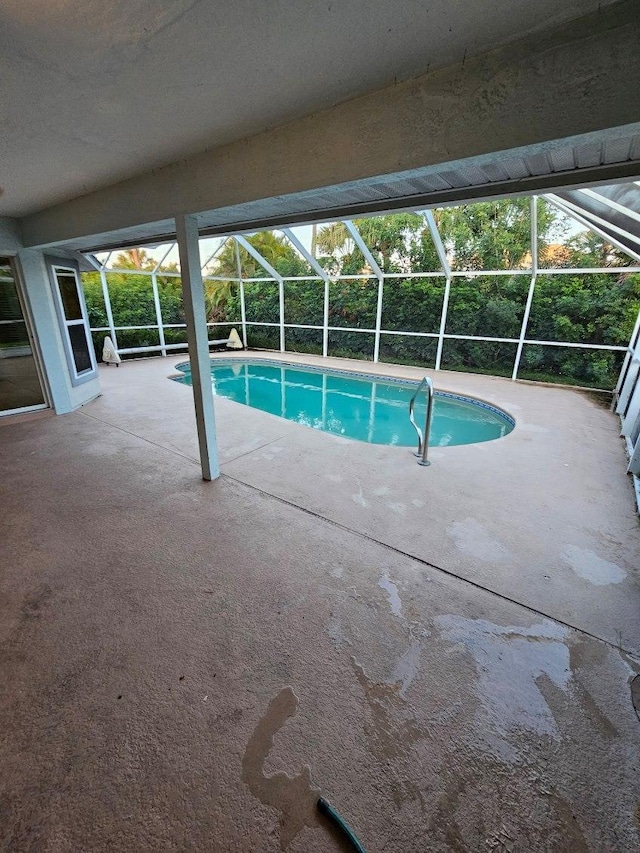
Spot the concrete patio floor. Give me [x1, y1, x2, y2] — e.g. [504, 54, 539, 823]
[1, 352, 640, 851]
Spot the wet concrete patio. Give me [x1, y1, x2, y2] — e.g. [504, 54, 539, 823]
[1, 352, 639, 851]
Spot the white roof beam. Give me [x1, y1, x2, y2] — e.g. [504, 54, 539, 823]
[235, 235, 282, 281]
[83, 253, 102, 272]
[578, 188, 640, 227]
[421, 210, 451, 277]
[152, 242, 176, 274]
[281, 228, 330, 281]
[343, 220, 384, 280]
[545, 195, 640, 263]
[547, 194, 640, 249]
[200, 236, 232, 273]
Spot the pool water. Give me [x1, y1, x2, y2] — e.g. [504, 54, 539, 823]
[172, 360, 514, 447]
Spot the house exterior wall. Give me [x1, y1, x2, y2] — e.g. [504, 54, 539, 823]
[0, 218, 21, 254]
[0, 226, 102, 415]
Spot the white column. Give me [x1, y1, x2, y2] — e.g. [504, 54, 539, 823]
[99, 266, 118, 349]
[373, 276, 384, 363]
[235, 241, 248, 348]
[323, 279, 329, 358]
[615, 308, 640, 412]
[511, 196, 538, 380]
[628, 429, 640, 476]
[622, 381, 640, 438]
[279, 278, 285, 353]
[424, 210, 451, 373]
[176, 214, 220, 481]
[239, 280, 248, 348]
[150, 271, 167, 356]
[435, 277, 451, 371]
[617, 356, 640, 417]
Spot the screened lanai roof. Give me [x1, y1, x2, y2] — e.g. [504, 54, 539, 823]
[546, 182, 640, 261]
[83, 180, 640, 270]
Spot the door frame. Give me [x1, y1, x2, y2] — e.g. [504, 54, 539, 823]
[0, 255, 51, 418]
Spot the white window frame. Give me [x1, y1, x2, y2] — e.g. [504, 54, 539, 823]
[48, 260, 97, 386]
[0, 255, 50, 416]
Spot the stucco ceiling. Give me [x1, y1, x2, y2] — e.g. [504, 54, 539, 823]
[0, 0, 616, 218]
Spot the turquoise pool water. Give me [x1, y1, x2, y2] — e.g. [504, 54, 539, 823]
[172, 360, 514, 447]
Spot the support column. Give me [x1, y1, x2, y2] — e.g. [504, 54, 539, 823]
[615, 307, 640, 411]
[343, 220, 384, 364]
[424, 210, 452, 372]
[151, 271, 167, 356]
[176, 214, 220, 481]
[373, 276, 384, 363]
[435, 277, 451, 371]
[235, 241, 248, 348]
[99, 264, 118, 350]
[278, 278, 285, 353]
[323, 279, 329, 358]
[511, 196, 539, 381]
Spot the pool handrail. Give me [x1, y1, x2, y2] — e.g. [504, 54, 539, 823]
[409, 376, 434, 466]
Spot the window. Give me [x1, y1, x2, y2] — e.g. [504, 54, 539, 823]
[49, 262, 97, 385]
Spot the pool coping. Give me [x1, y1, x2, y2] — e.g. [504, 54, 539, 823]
[171, 355, 516, 429]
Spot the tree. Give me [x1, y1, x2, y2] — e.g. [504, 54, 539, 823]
[565, 232, 631, 269]
[317, 214, 427, 273]
[207, 233, 310, 316]
[81, 248, 184, 355]
[435, 198, 555, 270]
[114, 248, 156, 271]
[80, 202, 640, 389]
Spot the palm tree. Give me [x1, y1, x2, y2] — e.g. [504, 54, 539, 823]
[316, 214, 426, 272]
[316, 222, 351, 257]
[204, 233, 300, 318]
[114, 248, 155, 270]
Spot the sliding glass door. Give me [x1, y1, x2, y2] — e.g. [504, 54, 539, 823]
[0, 257, 47, 415]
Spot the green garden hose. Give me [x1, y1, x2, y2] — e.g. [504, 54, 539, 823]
[317, 796, 368, 853]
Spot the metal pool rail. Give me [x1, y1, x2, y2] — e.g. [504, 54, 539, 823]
[409, 375, 434, 466]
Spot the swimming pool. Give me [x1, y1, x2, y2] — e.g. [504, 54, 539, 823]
[172, 359, 514, 447]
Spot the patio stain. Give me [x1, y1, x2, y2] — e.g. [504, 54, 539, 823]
[631, 675, 640, 722]
[389, 636, 422, 698]
[327, 613, 351, 648]
[448, 518, 511, 563]
[241, 686, 320, 850]
[429, 748, 590, 852]
[378, 570, 402, 617]
[543, 789, 590, 853]
[562, 544, 627, 585]
[20, 583, 53, 622]
[350, 657, 424, 761]
[437, 616, 571, 760]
